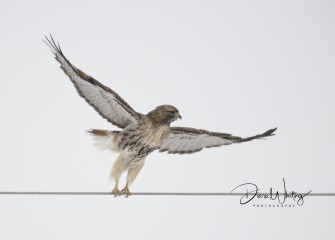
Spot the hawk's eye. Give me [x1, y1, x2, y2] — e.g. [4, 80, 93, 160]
[169, 110, 175, 115]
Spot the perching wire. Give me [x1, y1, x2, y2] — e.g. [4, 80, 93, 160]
[0, 191, 334, 196]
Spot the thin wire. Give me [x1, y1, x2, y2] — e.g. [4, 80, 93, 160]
[0, 192, 334, 196]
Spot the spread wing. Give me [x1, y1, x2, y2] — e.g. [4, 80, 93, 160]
[44, 35, 142, 129]
[159, 127, 277, 154]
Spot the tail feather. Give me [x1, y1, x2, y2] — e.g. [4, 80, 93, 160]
[88, 129, 120, 152]
[87, 129, 112, 136]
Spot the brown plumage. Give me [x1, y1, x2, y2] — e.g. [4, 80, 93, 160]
[87, 129, 112, 136]
[45, 35, 277, 197]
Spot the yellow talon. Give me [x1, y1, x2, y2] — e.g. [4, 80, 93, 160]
[120, 183, 132, 198]
[111, 183, 121, 197]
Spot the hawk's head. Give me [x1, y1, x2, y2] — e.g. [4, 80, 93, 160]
[147, 105, 182, 125]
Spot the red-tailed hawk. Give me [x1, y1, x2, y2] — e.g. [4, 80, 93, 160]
[45, 35, 277, 197]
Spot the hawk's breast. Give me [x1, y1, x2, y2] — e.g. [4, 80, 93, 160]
[118, 121, 170, 156]
[140, 124, 170, 148]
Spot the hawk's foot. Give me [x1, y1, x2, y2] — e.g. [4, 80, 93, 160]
[120, 186, 132, 198]
[111, 186, 121, 198]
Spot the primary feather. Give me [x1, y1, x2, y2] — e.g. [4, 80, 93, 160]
[44, 35, 141, 129]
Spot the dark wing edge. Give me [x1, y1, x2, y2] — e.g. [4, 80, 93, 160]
[159, 127, 277, 154]
[233, 127, 277, 143]
[44, 34, 143, 128]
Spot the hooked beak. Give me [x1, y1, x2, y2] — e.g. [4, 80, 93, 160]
[177, 113, 182, 120]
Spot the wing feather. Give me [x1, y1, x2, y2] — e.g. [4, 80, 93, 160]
[160, 127, 277, 154]
[44, 35, 142, 129]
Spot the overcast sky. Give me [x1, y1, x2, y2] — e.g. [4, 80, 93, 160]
[0, 0, 334, 239]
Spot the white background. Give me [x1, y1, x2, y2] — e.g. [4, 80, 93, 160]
[0, 0, 334, 239]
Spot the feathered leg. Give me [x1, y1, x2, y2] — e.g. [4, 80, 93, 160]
[110, 153, 126, 197]
[121, 159, 145, 197]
